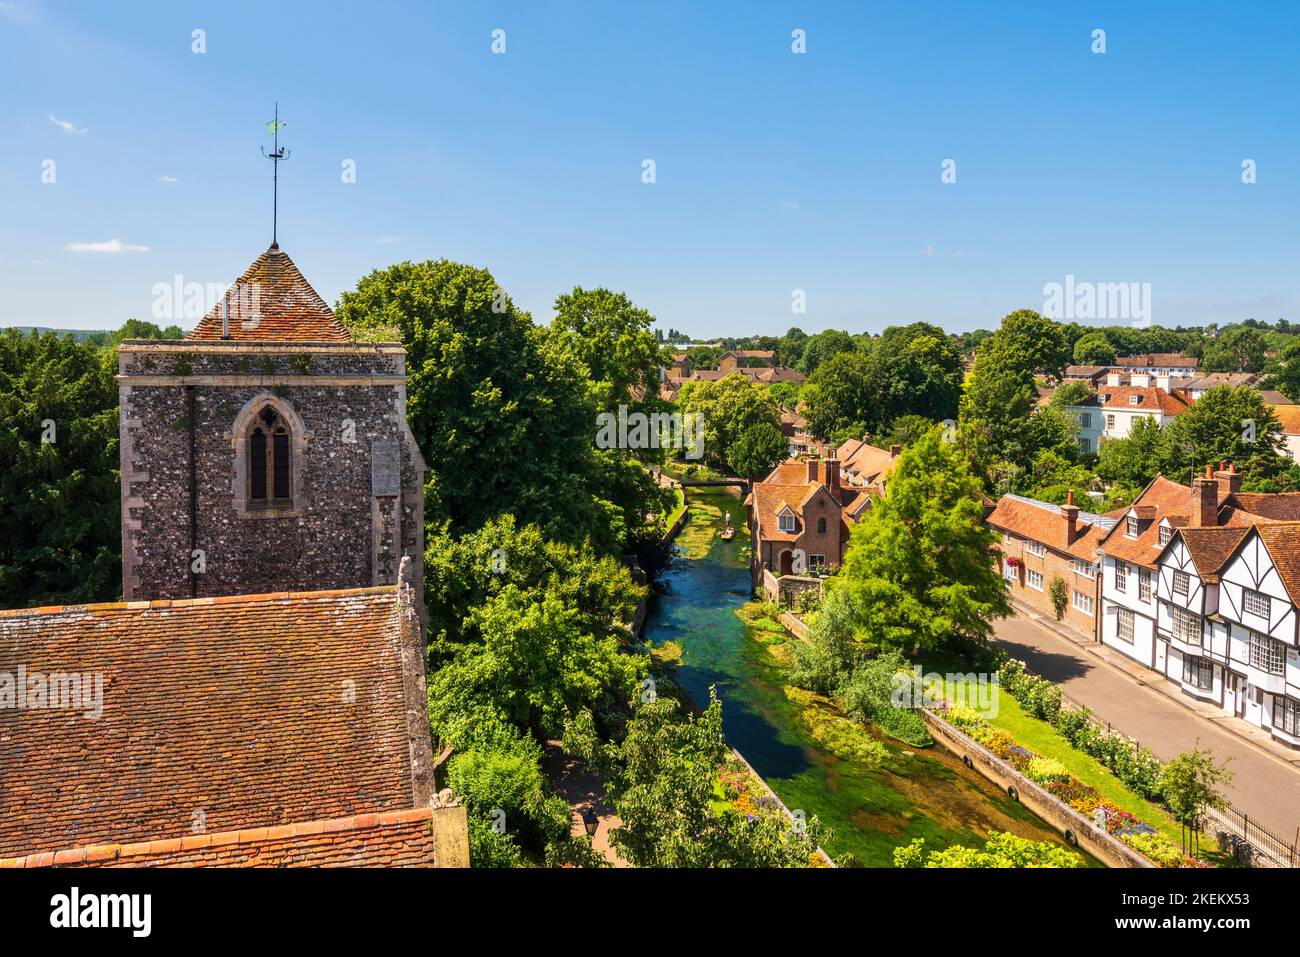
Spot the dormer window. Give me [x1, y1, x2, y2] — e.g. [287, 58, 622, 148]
[1129, 394, 1141, 405]
[1158, 525, 1172, 546]
[778, 512, 796, 533]
[1126, 515, 1139, 538]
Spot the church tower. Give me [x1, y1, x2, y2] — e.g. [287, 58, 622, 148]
[117, 244, 426, 602]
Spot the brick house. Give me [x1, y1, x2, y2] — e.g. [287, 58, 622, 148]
[746, 458, 878, 589]
[986, 492, 1118, 636]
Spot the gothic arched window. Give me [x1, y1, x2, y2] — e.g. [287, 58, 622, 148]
[249, 406, 292, 506]
[817, 517, 827, 534]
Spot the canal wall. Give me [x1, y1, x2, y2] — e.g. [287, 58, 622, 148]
[921, 709, 1153, 869]
[727, 746, 836, 868]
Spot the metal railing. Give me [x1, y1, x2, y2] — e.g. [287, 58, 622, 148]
[1050, 683, 1296, 867]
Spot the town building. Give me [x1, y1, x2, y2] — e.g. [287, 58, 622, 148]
[1274, 404, 1300, 464]
[987, 492, 1117, 635]
[1063, 386, 1190, 453]
[1111, 353, 1200, 377]
[747, 458, 877, 594]
[0, 243, 467, 866]
[1096, 464, 1300, 746]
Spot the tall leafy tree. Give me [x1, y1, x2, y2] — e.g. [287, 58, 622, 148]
[1072, 331, 1117, 366]
[548, 286, 665, 410]
[0, 330, 120, 607]
[337, 260, 620, 547]
[797, 328, 855, 375]
[801, 349, 875, 440]
[677, 373, 782, 471]
[830, 428, 1011, 653]
[1159, 385, 1286, 486]
[727, 421, 789, 479]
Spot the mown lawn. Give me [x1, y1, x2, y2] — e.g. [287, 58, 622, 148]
[930, 670, 1229, 863]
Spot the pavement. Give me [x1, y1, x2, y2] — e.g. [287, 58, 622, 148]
[994, 604, 1300, 847]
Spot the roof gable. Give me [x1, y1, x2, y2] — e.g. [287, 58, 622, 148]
[186, 245, 351, 342]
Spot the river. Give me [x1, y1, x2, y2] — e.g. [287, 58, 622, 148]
[642, 484, 1080, 866]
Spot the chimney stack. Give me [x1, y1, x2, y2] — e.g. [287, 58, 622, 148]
[889, 444, 901, 458]
[824, 459, 840, 489]
[807, 459, 819, 483]
[1214, 460, 1242, 495]
[1192, 465, 1218, 528]
[1063, 489, 1079, 545]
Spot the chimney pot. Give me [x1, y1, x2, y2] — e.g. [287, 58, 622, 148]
[824, 459, 840, 489]
[889, 444, 901, 458]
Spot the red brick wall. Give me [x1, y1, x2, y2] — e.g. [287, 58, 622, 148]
[996, 534, 1099, 637]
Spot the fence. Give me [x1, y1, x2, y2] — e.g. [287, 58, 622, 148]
[1051, 683, 1296, 868]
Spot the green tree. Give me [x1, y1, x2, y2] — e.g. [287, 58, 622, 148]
[1160, 744, 1232, 859]
[1096, 416, 1165, 489]
[727, 421, 789, 479]
[831, 428, 1012, 653]
[801, 349, 875, 439]
[870, 322, 965, 428]
[678, 373, 782, 472]
[569, 692, 827, 867]
[998, 309, 1070, 379]
[1202, 327, 1268, 373]
[548, 286, 665, 410]
[798, 329, 855, 375]
[1050, 381, 1095, 408]
[1072, 331, 1117, 366]
[336, 260, 627, 548]
[775, 326, 809, 368]
[1159, 385, 1286, 486]
[0, 330, 120, 607]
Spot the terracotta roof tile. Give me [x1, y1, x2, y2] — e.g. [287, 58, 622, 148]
[1270, 404, 1300, 435]
[0, 808, 456, 868]
[1254, 523, 1300, 604]
[1168, 526, 1251, 579]
[1112, 353, 1199, 368]
[186, 245, 350, 341]
[0, 586, 420, 858]
[986, 494, 1116, 562]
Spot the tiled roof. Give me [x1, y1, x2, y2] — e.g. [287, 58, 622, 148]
[986, 494, 1116, 562]
[1087, 386, 1190, 415]
[1065, 365, 1108, 377]
[1097, 476, 1205, 567]
[187, 245, 351, 341]
[1258, 390, 1293, 406]
[1183, 373, 1258, 391]
[834, 439, 901, 487]
[1270, 404, 1300, 434]
[0, 584, 430, 859]
[0, 807, 466, 868]
[1224, 492, 1300, 521]
[1254, 523, 1300, 604]
[1112, 353, 1199, 368]
[1168, 526, 1250, 580]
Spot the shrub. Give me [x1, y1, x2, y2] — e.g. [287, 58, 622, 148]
[1124, 832, 1186, 868]
[1024, 757, 1071, 785]
[838, 653, 933, 747]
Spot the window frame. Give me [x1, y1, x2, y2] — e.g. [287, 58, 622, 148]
[1072, 589, 1094, 616]
[1182, 655, 1214, 690]
[1116, 607, 1135, 642]
[777, 512, 796, 533]
[1248, 631, 1286, 676]
[1243, 588, 1270, 620]
[1173, 570, 1190, 597]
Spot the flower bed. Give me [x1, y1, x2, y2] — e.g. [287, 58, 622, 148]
[716, 757, 830, 867]
[942, 705, 1210, 868]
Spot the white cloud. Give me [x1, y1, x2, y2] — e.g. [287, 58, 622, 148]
[49, 113, 87, 135]
[377, 235, 401, 244]
[159, 176, 179, 184]
[950, 250, 963, 257]
[0, 2, 35, 24]
[920, 244, 935, 256]
[65, 239, 150, 253]
[781, 201, 799, 209]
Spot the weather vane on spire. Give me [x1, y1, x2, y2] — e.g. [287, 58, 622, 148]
[261, 103, 290, 248]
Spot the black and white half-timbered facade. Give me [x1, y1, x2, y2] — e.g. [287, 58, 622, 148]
[1155, 521, 1300, 747]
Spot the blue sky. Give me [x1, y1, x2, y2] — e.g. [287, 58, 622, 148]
[2, 0, 1298, 336]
